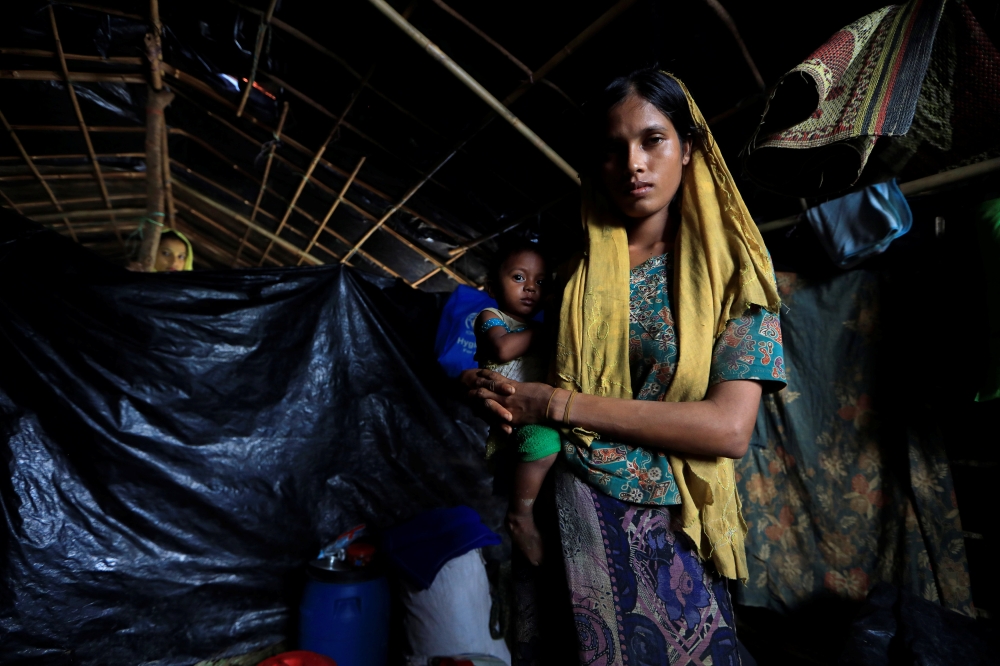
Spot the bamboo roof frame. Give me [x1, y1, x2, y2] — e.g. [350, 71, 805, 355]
[0, 0, 702, 283]
[235, 0, 279, 117]
[233, 101, 288, 267]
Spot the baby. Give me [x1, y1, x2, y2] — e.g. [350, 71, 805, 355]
[474, 239, 561, 566]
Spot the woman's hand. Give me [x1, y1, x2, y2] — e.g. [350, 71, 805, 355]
[460, 369, 517, 431]
[461, 368, 555, 434]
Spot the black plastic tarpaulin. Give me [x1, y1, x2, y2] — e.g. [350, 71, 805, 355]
[0, 211, 501, 665]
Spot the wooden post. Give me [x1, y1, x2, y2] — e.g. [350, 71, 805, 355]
[136, 0, 174, 271]
[147, 0, 163, 91]
[300, 155, 365, 265]
[161, 125, 175, 228]
[233, 101, 288, 266]
[236, 0, 279, 117]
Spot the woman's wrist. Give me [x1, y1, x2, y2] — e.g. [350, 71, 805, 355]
[546, 388, 572, 424]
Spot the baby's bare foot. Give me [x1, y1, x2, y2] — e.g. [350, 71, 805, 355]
[507, 509, 544, 566]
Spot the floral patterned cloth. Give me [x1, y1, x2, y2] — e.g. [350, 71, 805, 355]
[563, 253, 787, 506]
[515, 254, 786, 666]
[556, 471, 744, 666]
[734, 270, 973, 616]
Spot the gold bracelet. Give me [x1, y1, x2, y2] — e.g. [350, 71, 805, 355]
[544, 387, 560, 421]
[563, 391, 578, 425]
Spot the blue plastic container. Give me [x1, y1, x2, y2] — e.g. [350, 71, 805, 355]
[299, 557, 391, 666]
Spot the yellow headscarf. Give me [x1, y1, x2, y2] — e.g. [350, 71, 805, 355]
[554, 73, 780, 581]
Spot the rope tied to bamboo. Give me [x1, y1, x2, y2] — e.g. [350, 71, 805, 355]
[137, 211, 166, 233]
[126, 211, 166, 256]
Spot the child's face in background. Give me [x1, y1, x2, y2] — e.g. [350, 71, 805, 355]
[493, 250, 546, 319]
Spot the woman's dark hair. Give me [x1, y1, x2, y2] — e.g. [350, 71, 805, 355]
[487, 236, 546, 288]
[585, 67, 703, 171]
[160, 229, 184, 243]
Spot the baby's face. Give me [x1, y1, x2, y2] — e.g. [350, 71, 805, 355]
[495, 250, 545, 319]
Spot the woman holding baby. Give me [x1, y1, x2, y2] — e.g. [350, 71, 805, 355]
[465, 68, 785, 665]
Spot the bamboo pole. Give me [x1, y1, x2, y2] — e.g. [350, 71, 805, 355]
[155, 69, 475, 286]
[703, 0, 765, 91]
[428, 0, 576, 110]
[17, 193, 145, 209]
[32, 207, 146, 221]
[173, 158, 398, 277]
[45, 220, 140, 233]
[49, 6, 112, 210]
[0, 187, 21, 213]
[341, 0, 664, 282]
[0, 152, 145, 162]
[0, 172, 145, 183]
[8, 125, 144, 133]
[177, 178, 394, 274]
[339, 139, 466, 265]
[260, 76, 366, 265]
[256, 71, 433, 183]
[756, 157, 1000, 233]
[261, 13, 447, 141]
[446, 197, 566, 256]
[430, 0, 533, 79]
[171, 215, 245, 268]
[501, 0, 637, 108]
[233, 101, 288, 266]
[0, 107, 76, 240]
[172, 180, 324, 266]
[303, 0, 636, 271]
[61, 2, 144, 20]
[0, 48, 142, 64]
[0, 70, 146, 83]
[300, 156, 365, 265]
[365, 0, 578, 183]
[163, 73, 467, 242]
[409, 250, 465, 288]
[235, 0, 279, 117]
[164, 89, 474, 281]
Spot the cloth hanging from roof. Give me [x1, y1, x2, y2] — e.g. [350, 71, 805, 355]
[734, 270, 973, 616]
[745, 0, 947, 197]
[805, 179, 913, 269]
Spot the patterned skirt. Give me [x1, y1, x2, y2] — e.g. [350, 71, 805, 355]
[514, 469, 743, 666]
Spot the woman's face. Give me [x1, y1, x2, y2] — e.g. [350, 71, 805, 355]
[154, 237, 187, 272]
[600, 94, 692, 221]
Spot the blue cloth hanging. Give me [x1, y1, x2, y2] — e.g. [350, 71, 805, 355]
[382, 506, 501, 590]
[806, 180, 913, 269]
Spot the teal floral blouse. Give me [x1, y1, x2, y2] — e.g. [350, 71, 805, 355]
[563, 253, 786, 505]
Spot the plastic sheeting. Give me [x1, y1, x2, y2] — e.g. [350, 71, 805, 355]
[0, 211, 502, 665]
[839, 583, 998, 665]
